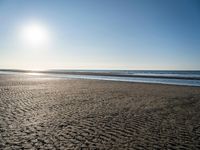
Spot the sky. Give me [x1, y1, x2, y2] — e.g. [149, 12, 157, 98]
[0, 0, 200, 70]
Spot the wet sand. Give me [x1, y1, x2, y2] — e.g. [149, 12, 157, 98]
[0, 74, 200, 149]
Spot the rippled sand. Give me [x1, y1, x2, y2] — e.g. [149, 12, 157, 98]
[0, 74, 200, 149]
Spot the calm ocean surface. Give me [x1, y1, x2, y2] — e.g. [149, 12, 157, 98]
[1, 70, 200, 87]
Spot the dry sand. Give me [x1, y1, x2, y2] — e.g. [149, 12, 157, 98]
[0, 74, 200, 149]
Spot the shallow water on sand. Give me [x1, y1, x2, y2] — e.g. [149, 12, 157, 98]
[54, 74, 200, 87]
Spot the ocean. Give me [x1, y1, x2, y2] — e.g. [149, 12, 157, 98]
[0, 70, 200, 87]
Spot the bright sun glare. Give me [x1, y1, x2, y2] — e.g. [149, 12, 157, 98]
[20, 21, 50, 48]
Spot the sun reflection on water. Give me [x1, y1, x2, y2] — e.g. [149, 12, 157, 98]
[25, 72, 44, 76]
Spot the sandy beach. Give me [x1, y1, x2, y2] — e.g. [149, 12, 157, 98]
[0, 74, 200, 149]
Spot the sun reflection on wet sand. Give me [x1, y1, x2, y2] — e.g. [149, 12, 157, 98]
[25, 72, 44, 76]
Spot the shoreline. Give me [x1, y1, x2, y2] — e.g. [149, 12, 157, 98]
[1, 71, 200, 87]
[1, 69, 200, 80]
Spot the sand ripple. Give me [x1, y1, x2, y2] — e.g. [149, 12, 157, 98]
[0, 74, 200, 149]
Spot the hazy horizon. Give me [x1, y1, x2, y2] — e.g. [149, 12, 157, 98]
[0, 0, 200, 70]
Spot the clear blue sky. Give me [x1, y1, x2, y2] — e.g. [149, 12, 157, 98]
[0, 0, 200, 70]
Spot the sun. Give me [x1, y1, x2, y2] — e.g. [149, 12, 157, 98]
[20, 21, 50, 48]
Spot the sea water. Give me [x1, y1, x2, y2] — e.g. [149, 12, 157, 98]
[0, 70, 200, 87]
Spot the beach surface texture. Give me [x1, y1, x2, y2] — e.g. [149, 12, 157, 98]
[0, 74, 200, 149]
